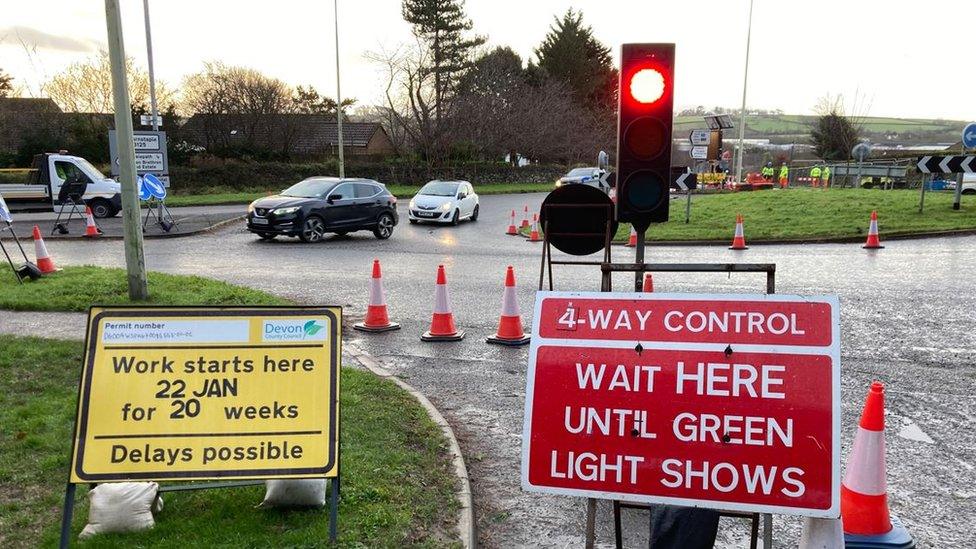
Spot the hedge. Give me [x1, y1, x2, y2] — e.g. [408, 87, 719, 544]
[168, 160, 567, 193]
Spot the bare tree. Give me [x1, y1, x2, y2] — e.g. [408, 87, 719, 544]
[42, 52, 174, 113]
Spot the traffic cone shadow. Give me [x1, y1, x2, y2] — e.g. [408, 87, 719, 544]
[486, 266, 530, 346]
[863, 211, 884, 249]
[421, 265, 465, 342]
[841, 381, 915, 549]
[353, 259, 400, 333]
[32, 225, 60, 274]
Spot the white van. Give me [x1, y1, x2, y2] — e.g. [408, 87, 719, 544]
[0, 153, 122, 218]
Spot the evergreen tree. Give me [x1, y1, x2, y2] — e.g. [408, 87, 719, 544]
[402, 0, 485, 121]
[532, 9, 616, 109]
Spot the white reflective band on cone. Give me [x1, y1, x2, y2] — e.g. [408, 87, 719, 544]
[433, 284, 451, 314]
[869, 219, 879, 235]
[35, 238, 50, 259]
[843, 427, 887, 496]
[735, 223, 744, 237]
[368, 278, 385, 306]
[501, 286, 519, 316]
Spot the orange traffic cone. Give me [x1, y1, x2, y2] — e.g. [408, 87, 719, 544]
[729, 214, 748, 250]
[486, 266, 530, 346]
[421, 265, 464, 342]
[642, 273, 654, 293]
[841, 382, 915, 548]
[863, 211, 884, 249]
[32, 225, 60, 274]
[529, 217, 541, 242]
[520, 205, 530, 229]
[353, 259, 400, 333]
[83, 207, 102, 238]
[626, 226, 637, 247]
[506, 209, 518, 235]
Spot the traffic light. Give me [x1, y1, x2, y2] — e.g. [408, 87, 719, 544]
[616, 43, 675, 231]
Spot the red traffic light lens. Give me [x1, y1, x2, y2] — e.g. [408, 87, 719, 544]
[629, 68, 665, 104]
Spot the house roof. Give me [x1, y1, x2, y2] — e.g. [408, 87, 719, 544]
[181, 114, 386, 150]
[0, 97, 62, 113]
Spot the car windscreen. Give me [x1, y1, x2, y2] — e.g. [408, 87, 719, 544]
[419, 182, 459, 197]
[567, 168, 596, 177]
[281, 179, 335, 198]
[76, 158, 108, 179]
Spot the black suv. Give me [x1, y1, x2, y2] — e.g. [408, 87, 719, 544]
[247, 177, 398, 242]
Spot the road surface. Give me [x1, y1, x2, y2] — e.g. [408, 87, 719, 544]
[15, 193, 975, 547]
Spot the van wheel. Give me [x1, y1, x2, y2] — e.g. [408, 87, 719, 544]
[89, 199, 113, 219]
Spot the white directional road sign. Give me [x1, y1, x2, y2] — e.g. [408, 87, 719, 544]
[689, 129, 710, 146]
[690, 146, 708, 160]
[963, 123, 976, 149]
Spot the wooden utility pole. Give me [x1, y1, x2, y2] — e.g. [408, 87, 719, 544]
[105, 0, 149, 299]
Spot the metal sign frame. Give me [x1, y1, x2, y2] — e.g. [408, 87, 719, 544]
[59, 305, 343, 547]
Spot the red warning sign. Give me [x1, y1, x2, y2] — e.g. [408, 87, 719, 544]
[521, 292, 840, 517]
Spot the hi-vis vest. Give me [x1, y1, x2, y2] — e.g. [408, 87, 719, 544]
[762, 166, 774, 176]
[811, 166, 822, 178]
[779, 166, 789, 177]
[822, 167, 831, 180]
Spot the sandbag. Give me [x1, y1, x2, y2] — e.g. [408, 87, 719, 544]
[79, 482, 163, 539]
[259, 479, 327, 508]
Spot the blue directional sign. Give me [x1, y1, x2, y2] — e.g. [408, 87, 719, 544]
[963, 123, 976, 149]
[142, 173, 167, 200]
[0, 193, 12, 223]
[138, 176, 152, 201]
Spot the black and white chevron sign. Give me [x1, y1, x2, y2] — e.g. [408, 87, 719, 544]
[672, 173, 697, 190]
[916, 155, 976, 174]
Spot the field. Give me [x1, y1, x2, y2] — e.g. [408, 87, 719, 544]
[673, 114, 965, 140]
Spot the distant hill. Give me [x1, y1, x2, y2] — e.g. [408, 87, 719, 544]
[673, 114, 967, 145]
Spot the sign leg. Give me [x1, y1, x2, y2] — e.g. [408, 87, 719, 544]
[762, 513, 772, 548]
[584, 498, 597, 549]
[329, 477, 340, 543]
[58, 483, 76, 549]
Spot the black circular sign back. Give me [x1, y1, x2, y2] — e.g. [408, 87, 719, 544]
[539, 184, 619, 256]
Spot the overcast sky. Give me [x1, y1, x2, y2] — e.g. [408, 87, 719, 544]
[1, 0, 971, 120]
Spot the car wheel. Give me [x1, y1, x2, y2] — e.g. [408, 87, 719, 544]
[258, 233, 276, 241]
[89, 199, 113, 219]
[299, 216, 326, 243]
[373, 213, 395, 239]
[471, 204, 479, 221]
[451, 209, 460, 226]
[963, 189, 976, 195]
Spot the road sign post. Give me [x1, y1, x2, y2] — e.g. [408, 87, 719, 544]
[522, 293, 841, 518]
[60, 306, 342, 546]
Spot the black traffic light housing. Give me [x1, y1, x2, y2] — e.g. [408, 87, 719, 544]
[616, 43, 675, 231]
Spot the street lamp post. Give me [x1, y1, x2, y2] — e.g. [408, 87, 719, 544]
[734, 0, 755, 184]
[142, 0, 159, 130]
[334, 0, 345, 179]
[105, 0, 149, 300]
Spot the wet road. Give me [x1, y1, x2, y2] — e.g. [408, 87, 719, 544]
[32, 193, 976, 547]
[2, 205, 243, 239]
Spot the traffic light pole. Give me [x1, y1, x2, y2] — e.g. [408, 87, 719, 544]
[635, 229, 646, 291]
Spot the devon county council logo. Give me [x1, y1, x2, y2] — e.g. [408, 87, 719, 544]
[262, 319, 328, 341]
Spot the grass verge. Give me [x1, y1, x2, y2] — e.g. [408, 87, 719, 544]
[523, 188, 976, 242]
[165, 182, 555, 207]
[0, 266, 290, 312]
[0, 336, 460, 548]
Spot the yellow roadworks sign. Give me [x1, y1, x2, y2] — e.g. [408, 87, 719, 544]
[69, 306, 340, 482]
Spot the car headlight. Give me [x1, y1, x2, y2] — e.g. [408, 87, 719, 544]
[441, 202, 451, 210]
[409, 199, 416, 209]
[555, 181, 562, 187]
[247, 201, 257, 214]
[274, 206, 300, 215]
